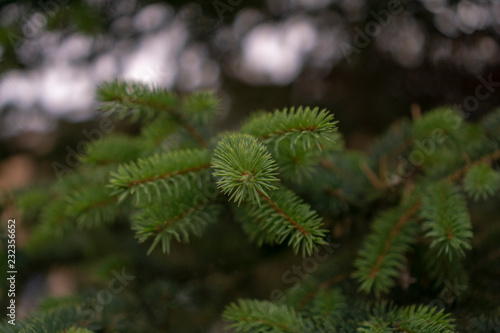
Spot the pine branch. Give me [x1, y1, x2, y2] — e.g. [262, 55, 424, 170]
[467, 315, 500, 333]
[446, 149, 500, 183]
[80, 134, 145, 166]
[235, 186, 328, 256]
[353, 202, 421, 296]
[358, 304, 455, 333]
[109, 149, 212, 204]
[422, 247, 467, 298]
[223, 299, 306, 333]
[361, 161, 387, 190]
[266, 132, 342, 185]
[20, 166, 121, 235]
[285, 277, 321, 310]
[308, 289, 346, 330]
[368, 118, 413, 170]
[139, 114, 182, 150]
[416, 123, 488, 181]
[411, 108, 465, 148]
[481, 107, 500, 143]
[275, 146, 321, 184]
[96, 80, 177, 121]
[464, 163, 500, 201]
[283, 286, 346, 331]
[419, 183, 473, 260]
[132, 189, 221, 254]
[315, 151, 376, 214]
[39, 198, 73, 235]
[24, 200, 74, 255]
[290, 272, 351, 312]
[23, 181, 122, 255]
[15, 186, 52, 221]
[0, 305, 91, 333]
[96, 80, 209, 146]
[212, 133, 279, 206]
[65, 185, 120, 229]
[240, 106, 338, 151]
[182, 90, 221, 125]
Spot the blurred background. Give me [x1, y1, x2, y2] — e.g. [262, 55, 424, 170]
[0, 0, 499, 331]
[1, 0, 500, 185]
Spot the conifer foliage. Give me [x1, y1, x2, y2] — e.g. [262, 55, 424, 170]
[5, 80, 500, 332]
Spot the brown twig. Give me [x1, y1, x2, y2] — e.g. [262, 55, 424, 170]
[361, 162, 386, 190]
[446, 149, 500, 183]
[257, 191, 309, 236]
[411, 103, 421, 120]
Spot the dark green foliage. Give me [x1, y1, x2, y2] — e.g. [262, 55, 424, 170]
[223, 299, 456, 333]
[223, 299, 307, 332]
[181, 90, 221, 125]
[309, 150, 375, 214]
[307, 289, 346, 330]
[274, 144, 321, 183]
[9, 81, 500, 332]
[421, 247, 468, 297]
[14, 187, 49, 221]
[132, 186, 221, 254]
[467, 315, 500, 333]
[419, 183, 473, 260]
[0, 305, 88, 333]
[139, 115, 180, 150]
[368, 118, 412, 169]
[411, 108, 464, 148]
[353, 202, 420, 296]
[358, 304, 455, 333]
[65, 185, 120, 229]
[65, 329, 94, 333]
[464, 163, 500, 201]
[481, 107, 500, 142]
[80, 134, 145, 166]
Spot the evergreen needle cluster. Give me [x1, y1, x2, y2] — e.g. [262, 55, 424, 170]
[212, 133, 279, 205]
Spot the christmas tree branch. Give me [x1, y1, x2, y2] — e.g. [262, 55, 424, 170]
[97, 80, 209, 147]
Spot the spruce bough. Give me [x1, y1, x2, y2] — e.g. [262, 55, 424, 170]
[7, 80, 500, 332]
